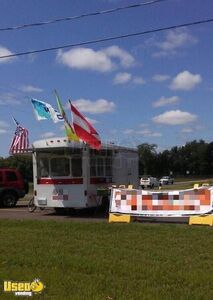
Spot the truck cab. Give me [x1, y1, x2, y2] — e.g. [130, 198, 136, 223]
[0, 168, 28, 207]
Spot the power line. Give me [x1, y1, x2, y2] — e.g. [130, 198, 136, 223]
[0, 0, 168, 32]
[0, 17, 213, 60]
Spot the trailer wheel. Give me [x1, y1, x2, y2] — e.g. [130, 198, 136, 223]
[2, 193, 17, 208]
[28, 197, 36, 213]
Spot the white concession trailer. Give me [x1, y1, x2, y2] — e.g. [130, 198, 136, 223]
[32, 137, 138, 210]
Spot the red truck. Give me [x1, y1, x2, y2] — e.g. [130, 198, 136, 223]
[0, 168, 29, 207]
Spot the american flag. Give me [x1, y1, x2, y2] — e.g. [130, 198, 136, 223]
[9, 118, 29, 154]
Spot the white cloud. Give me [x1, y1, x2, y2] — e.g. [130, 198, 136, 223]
[170, 70, 202, 90]
[20, 85, 43, 93]
[0, 121, 9, 134]
[123, 128, 162, 137]
[123, 129, 135, 135]
[0, 121, 9, 128]
[152, 74, 170, 82]
[137, 129, 162, 137]
[153, 29, 197, 57]
[0, 46, 14, 63]
[132, 76, 145, 85]
[153, 110, 197, 125]
[113, 72, 132, 84]
[0, 129, 7, 134]
[152, 96, 180, 108]
[57, 45, 134, 72]
[0, 93, 21, 105]
[72, 98, 116, 114]
[41, 132, 56, 138]
[181, 125, 204, 133]
[103, 45, 134, 67]
[57, 48, 113, 72]
[181, 128, 193, 133]
[113, 73, 145, 85]
[159, 29, 197, 51]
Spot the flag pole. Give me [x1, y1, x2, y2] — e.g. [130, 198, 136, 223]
[12, 116, 19, 126]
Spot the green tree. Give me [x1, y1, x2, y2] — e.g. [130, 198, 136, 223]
[0, 155, 33, 181]
[138, 143, 157, 175]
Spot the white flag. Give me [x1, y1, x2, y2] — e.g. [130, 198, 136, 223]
[31, 98, 63, 123]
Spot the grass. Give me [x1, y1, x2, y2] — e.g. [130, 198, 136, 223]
[153, 177, 213, 191]
[162, 179, 213, 190]
[0, 220, 212, 299]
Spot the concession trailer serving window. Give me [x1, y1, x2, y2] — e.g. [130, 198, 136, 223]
[37, 148, 82, 178]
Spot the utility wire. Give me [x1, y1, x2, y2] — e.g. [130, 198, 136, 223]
[0, 17, 212, 60]
[0, 0, 168, 32]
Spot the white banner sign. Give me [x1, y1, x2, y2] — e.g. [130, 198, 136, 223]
[110, 187, 213, 217]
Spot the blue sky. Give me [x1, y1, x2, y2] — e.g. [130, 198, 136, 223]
[0, 0, 213, 156]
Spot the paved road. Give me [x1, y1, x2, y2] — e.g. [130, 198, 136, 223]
[0, 201, 106, 222]
[0, 201, 189, 224]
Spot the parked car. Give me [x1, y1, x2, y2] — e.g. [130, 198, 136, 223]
[140, 175, 159, 189]
[0, 168, 29, 207]
[159, 176, 174, 185]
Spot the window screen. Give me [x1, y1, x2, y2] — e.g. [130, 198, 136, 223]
[90, 150, 112, 177]
[71, 157, 82, 177]
[51, 157, 70, 177]
[38, 157, 49, 177]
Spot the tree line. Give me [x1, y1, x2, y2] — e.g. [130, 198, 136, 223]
[138, 140, 213, 177]
[0, 155, 33, 181]
[0, 140, 212, 180]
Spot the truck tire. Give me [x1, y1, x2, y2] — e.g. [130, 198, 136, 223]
[2, 193, 17, 208]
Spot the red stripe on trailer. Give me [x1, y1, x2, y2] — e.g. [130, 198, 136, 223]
[38, 178, 83, 184]
[90, 177, 112, 184]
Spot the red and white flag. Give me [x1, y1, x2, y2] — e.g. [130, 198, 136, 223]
[9, 118, 29, 154]
[70, 101, 101, 150]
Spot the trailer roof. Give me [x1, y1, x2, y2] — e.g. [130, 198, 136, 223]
[32, 137, 138, 153]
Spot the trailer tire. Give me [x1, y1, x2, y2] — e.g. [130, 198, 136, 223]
[28, 197, 36, 212]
